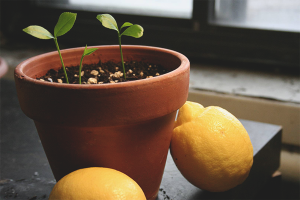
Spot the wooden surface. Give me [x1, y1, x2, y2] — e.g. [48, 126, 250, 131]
[0, 79, 282, 199]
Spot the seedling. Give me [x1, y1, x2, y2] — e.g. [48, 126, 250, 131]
[97, 14, 143, 80]
[79, 45, 98, 84]
[23, 12, 77, 84]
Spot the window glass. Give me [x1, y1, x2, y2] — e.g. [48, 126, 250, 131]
[211, 0, 300, 32]
[68, 0, 193, 19]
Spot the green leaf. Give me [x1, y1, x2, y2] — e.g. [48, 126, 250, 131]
[121, 24, 144, 38]
[84, 48, 98, 56]
[120, 22, 133, 30]
[83, 45, 88, 55]
[23, 26, 54, 39]
[54, 12, 77, 37]
[96, 14, 119, 32]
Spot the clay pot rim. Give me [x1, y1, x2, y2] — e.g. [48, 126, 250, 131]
[15, 45, 189, 89]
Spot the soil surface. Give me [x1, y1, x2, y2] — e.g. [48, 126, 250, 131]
[38, 60, 170, 84]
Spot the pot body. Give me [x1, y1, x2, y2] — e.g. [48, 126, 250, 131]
[14, 45, 190, 200]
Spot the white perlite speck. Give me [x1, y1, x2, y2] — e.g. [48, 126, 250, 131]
[113, 71, 122, 78]
[99, 67, 105, 73]
[87, 78, 97, 84]
[90, 70, 99, 76]
[81, 71, 84, 76]
[57, 79, 63, 83]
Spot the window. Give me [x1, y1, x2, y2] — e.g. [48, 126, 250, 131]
[211, 0, 300, 32]
[206, 0, 299, 70]
[68, 0, 193, 19]
[1, 0, 299, 71]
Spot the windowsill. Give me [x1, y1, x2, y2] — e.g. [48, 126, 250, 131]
[1, 41, 299, 104]
[1, 36, 299, 102]
[190, 63, 300, 104]
[1, 40, 299, 146]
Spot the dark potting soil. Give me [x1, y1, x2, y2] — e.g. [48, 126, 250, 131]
[37, 60, 170, 84]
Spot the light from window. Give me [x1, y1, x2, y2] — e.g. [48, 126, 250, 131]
[69, 0, 193, 19]
[211, 0, 300, 32]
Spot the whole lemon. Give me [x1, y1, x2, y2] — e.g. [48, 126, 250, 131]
[49, 167, 146, 200]
[170, 101, 253, 192]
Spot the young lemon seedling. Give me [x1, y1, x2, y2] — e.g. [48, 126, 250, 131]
[97, 14, 144, 80]
[23, 12, 77, 84]
[79, 45, 98, 84]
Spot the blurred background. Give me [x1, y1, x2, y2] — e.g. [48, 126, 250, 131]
[0, 0, 299, 199]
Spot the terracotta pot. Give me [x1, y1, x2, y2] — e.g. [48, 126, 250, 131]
[14, 45, 189, 200]
[0, 57, 8, 78]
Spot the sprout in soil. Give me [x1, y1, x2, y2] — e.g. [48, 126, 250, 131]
[96, 14, 144, 80]
[79, 45, 98, 84]
[23, 12, 77, 84]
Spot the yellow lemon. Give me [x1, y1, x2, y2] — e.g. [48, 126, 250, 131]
[49, 167, 146, 200]
[170, 101, 253, 192]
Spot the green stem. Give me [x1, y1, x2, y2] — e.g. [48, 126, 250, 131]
[79, 55, 84, 84]
[118, 35, 126, 80]
[54, 37, 69, 84]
